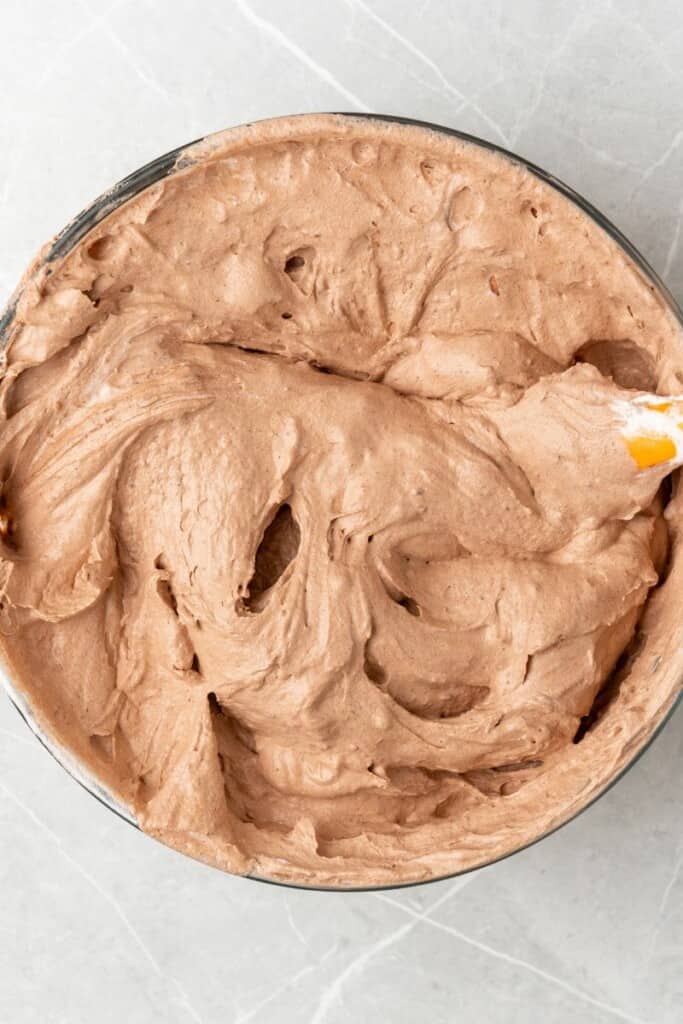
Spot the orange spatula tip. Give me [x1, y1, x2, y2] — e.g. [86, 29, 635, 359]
[624, 435, 677, 469]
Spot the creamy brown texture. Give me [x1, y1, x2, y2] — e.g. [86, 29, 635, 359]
[1, 115, 683, 886]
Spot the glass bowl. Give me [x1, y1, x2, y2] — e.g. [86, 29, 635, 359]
[1, 113, 682, 891]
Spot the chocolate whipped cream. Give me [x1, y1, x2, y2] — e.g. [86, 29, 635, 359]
[1, 115, 682, 886]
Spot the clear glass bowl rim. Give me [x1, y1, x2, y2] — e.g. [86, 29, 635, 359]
[1, 111, 682, 892]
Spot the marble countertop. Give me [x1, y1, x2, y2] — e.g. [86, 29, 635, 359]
[1, 1, 682, 1021]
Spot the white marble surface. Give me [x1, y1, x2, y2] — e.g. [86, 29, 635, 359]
[1, 1, 683, 1021]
